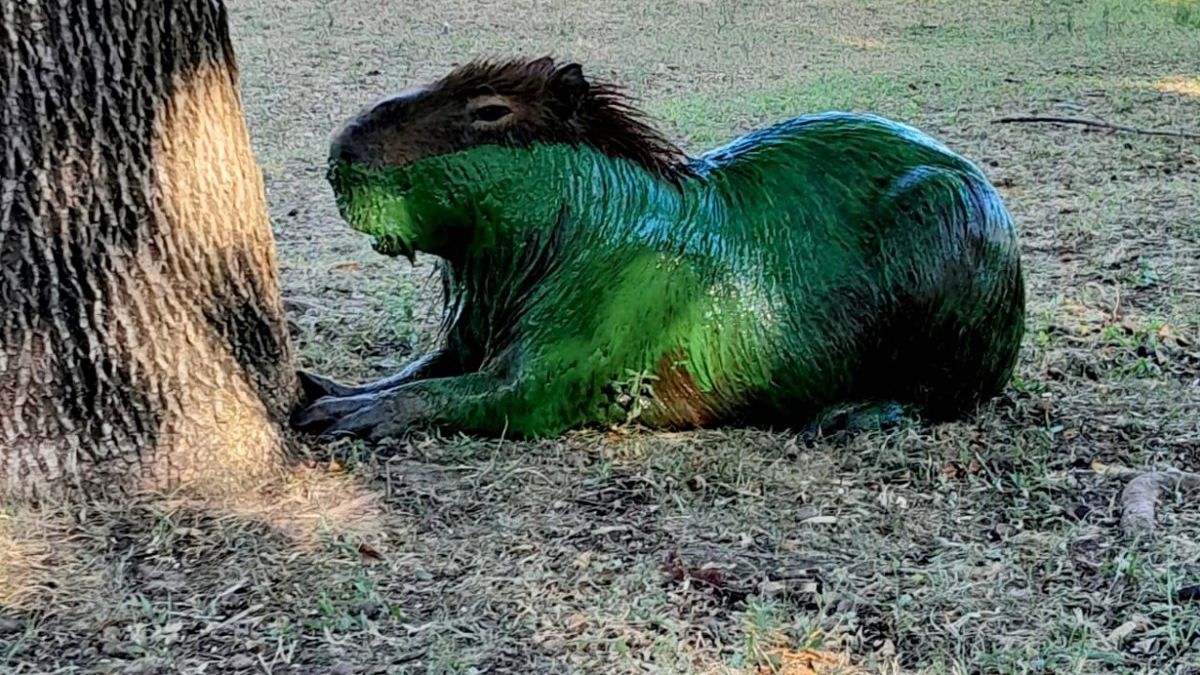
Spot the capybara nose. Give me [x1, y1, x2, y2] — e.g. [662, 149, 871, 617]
[328, 89, 424, 168]
[328, 121, 364, 166]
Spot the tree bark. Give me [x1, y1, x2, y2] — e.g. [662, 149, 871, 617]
[0, 0, 300, 502]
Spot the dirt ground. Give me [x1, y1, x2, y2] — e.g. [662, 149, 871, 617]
[4, 0, 1200, 673]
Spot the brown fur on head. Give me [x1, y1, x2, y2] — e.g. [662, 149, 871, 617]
[329, 56, 695, 184]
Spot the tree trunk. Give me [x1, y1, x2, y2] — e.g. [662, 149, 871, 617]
[0, 0, 301, 502]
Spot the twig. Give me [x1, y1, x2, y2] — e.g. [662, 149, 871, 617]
[991, 115, 1200, 140]
[198, 603, 264, 636]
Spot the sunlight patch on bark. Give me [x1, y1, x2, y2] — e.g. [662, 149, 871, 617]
[128, 59, 295, 497]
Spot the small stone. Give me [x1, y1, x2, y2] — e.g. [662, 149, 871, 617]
[100, 625, 129, 657]
[0, 617, 23, 634]
[353, 599, 383, 620]
[1176, 585, 1200, 603]
[1067, 503, 1092, 521]
[331, 662, 358, 675]
[122, 657, 168, 675]
[227, 654, 256, 669]
[988, 522, 1015, 541]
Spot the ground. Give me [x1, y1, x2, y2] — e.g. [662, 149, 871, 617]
[3, 0, 1200, 673]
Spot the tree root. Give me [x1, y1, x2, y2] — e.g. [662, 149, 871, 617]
[1118, 470, 1200, 536]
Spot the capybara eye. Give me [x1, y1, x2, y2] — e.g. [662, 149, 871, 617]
[471, 104, 512, 123]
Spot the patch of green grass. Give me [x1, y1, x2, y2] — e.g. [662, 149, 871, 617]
[428, 635, 473, 675]
[1171, 0, 1200, 28]
[730, 595, 784, 668]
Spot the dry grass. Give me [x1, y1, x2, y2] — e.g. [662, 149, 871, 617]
[4, 0, 1200, 673]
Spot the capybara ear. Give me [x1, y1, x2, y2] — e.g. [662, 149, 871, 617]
[548, 62, 589, 118]
[526, 55, 555, 72]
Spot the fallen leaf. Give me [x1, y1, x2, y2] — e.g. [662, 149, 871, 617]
[1132, 636, 1159, 654]
[1106, 616, 1147, 645]
[357, 543, 384, 561]
[565, 613, 588, 634]
[801, 515, 838, 525]
[759, 647, 870, 674]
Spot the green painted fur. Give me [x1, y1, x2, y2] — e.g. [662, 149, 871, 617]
[292, 57, 1025, 441]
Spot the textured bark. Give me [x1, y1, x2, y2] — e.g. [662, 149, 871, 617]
[0, 0, 300, 501]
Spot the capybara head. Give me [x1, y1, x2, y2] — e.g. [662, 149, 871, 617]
[329, 56, 689, 180]
[326, 57, 692, 259]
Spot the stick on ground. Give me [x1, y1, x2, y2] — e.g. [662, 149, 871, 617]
[991, 116, 1200, 140]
